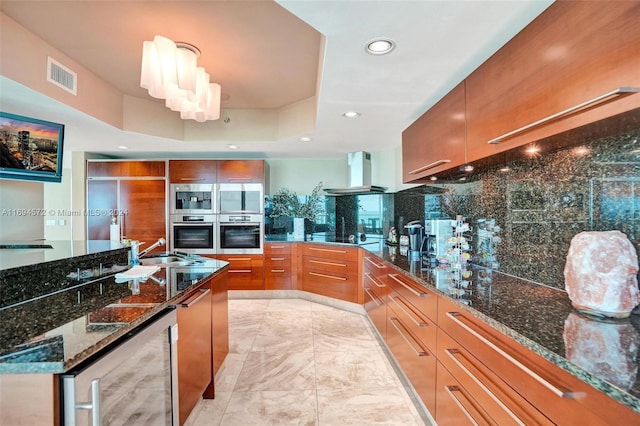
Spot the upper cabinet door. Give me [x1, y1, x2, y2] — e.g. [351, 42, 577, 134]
[169, 160, 217, 183]
[466, 1, 640, 161]
[217, 160, 265, 183]
[402, 82, 467, 183]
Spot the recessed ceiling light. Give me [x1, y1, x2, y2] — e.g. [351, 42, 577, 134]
[342, 111, 361, 119]
[366, 38, 395, 55]
[117, 145, 129, 150]
[227, 144, 238, 150]
[299, 136, 312, 142]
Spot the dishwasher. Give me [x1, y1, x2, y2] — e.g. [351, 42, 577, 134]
[61, 309, 179, 425]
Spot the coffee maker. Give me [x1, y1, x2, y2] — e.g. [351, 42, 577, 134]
[424, 218, 453, 261]
[404, 220, 426, 259]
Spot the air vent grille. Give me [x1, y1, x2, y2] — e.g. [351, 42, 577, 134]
[47, 57, 77, 95]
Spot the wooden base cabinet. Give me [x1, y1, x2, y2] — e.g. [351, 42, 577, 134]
[215, 255, 264, 290]
[176, 281, 212, 425]
[363, 254, 389, 339]
[204, 269, 229, 399]
[301, 244, 361, 303]
[264, 243, 294, 290]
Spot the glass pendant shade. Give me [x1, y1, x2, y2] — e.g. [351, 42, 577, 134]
[140, 35, 221, 121]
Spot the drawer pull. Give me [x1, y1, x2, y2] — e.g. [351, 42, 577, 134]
[308, 271, 347, 281]
[309, 247, 348, 254]
[364, 256, 386, 269]
[388, 317, 428, 357]
[309, 259, 347, 268]
[229, 269, 252, 273]
[176, 288, 210, 308]
[269, 245, 285, 249]
[228, 257, 251, 261]
[487, 87, 640, 144]
[445, 349, 526, 425]
[270, 257, 285, 261]
[408, 159, 452, 175]
[364, 288, 383, 307]
[388, 274, 428, 297]
[270, 269, 285, 273]
[444, 385, 490, 426]
[364, 272, 385, 288]
[446, 312, 582, 399]
[179, 177, 206, 181]
[389, 295, 428, 327]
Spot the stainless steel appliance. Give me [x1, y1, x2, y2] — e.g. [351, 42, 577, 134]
[424, 218, 453, 259]
[218, 214, 263, 254]
[218, 183, 263, 214]
[170, 214, 216, 255]
[170, 183, 216, 214]
[62, 309, 178, 425]
[404, 220, 425, 258]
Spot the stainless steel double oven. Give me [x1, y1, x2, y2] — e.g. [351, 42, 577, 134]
[169, 182, 264, 255]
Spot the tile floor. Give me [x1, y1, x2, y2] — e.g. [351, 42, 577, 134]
[188, 298, 432, 425]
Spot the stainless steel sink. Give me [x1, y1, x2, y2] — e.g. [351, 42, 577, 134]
[139, 255, 194, 267]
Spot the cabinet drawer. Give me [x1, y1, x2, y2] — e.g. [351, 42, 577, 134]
[302, 269, 358, 303]
[265, 268, 292, 290]
[302, 256, 358, 276]
[363, 272, 387, 339]
[437, 329, 552, 426]
[386, 272, 437, 322]
[363, 254, 388, 274]
[386, 314, 436, 414]
[436, 361, 494, 426]
[264, 254, 291, 266]
[387, 292, 436, 352]
[438, 297, 639, 425]
[264, 243, 292, 255]
[302, 244, 359, 262]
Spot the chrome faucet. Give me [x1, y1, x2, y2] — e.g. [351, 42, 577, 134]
[138, 238, 166, 259]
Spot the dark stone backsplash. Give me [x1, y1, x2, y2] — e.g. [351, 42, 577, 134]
[395, 128, 640, 289]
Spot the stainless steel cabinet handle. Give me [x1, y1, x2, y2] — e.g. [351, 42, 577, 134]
[444, 385, 488, 426]
[269, 245, 285, 249]
[229, 269, 252, 273]
[446, 312, 583, 398]
[445, 348, 525, 425]
[308, 271, 347, 281]
[228, 257, 251, 261]
[309, 247, 348, 254]
[270, 269, 285, 273]
[226, 177, 253, 181]
[309, 259, 347, 267]
[176, 288, 210, 308]
[364, 272, 385, 288]
[179, 177, 206, 181]
[487, 87, 640, 144]
[364, 287, 383, 307]
[389, 295, 428, 327]
[388, 274, 429, 297]
[388, 317, 428, 357]
[76, 378, 101, 425]
[408, 159, 452, 175]
[270, 257, 285, 261]
[364, 256, 386, 269]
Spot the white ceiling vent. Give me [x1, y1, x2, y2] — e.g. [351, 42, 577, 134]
[47, 56, 77, 95]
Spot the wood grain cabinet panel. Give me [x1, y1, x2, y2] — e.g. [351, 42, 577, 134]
[466, 1, 640, 160]
[217, 160, 265, 183]
[215, 254, 264, 290]
[86, 160, 166, 178]
[385, 272, 437, 322]
[169, 160, 217, 183]
[438, 296, 640, 425]
[176, 282, 212, 425]
[363, 254, 389, 339]
[401, 81, 466, 183]
[204, 270, 229, 399]
[301, 244, 360, 303]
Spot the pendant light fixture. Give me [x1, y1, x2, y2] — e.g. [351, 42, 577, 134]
[140, 35, 221, 122]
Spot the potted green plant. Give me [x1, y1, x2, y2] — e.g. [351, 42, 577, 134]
[269, 182, 323, 239]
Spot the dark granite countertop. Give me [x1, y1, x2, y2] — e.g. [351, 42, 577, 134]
[363, 243, 640, 414]
[0, 251, 228, 374]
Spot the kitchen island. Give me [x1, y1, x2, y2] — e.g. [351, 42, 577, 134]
[0, 241, 228, 424]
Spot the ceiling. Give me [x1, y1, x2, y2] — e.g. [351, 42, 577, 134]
[0, 0, 554, 160]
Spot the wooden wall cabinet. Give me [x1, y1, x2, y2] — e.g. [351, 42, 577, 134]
[169, 160, 217, 184]
[215, 254, 264, 290]
[300, 244, 362, 303]
[402, 82, 466, 183]
[466, 1, 640, 160]
[86, 160, 166, 250]
[264, 242, 295, 290]
[217, 160, 265, 183]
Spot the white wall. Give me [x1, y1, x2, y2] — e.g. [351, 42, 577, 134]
[266, 158, 346, 194]
[0, 179, 44, 240]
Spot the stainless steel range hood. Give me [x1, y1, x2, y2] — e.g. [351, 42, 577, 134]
[323, 151, 387, 196]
